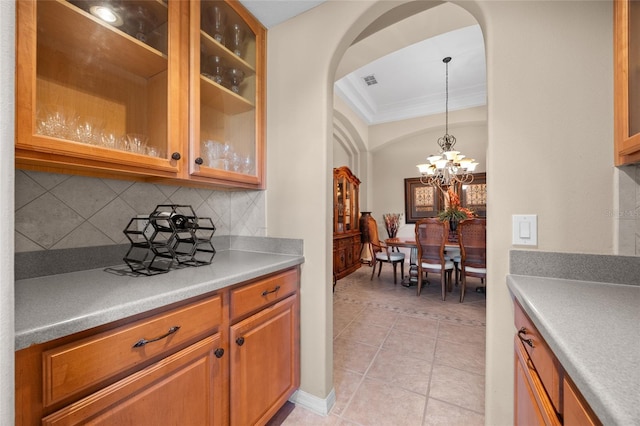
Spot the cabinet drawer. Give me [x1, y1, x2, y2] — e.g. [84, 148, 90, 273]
[230, 269, 298, 320]
[514, 300, 561, 413]
[43, 294, 222, 406]
[514, 337, 561, 426]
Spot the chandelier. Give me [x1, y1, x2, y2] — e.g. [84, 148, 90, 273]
[416, 57, 478, 188]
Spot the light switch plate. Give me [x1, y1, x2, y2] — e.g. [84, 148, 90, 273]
[512, 215, 537, 245]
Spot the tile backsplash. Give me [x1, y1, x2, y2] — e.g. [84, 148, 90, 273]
[15, 170, 266, 252]
[617, 164, 640, 256]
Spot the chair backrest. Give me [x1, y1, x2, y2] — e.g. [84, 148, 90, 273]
[415, 218, 447, 264]
[366, 216, 383, 252]
[458, 218, 486, 268]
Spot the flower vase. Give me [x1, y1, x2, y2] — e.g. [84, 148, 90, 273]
[449, 218, 458, 232]
[386, 223, 398, 239]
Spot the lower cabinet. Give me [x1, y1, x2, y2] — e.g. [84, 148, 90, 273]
[15, 267, 300, 426]
[513, 300, 601, 426]
[230, 295, 298, 425]
[42, 334, 224, 425]
[333, 233, 361, 281]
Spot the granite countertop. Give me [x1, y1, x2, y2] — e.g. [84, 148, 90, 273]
[507, 275, 640, 426]
[15, 250, 304, 351]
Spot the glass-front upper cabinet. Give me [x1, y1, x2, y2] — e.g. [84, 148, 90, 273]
[189, 0, 266, 188]
[615, 0, 640, 165]
[16, 0, 184, 177]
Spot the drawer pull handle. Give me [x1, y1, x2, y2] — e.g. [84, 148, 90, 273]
[214, 348, 224, 358]
[518, 327, 534, 348]
[236, 337, 245, 346]
[132, 326, 181, 348]
[262, 285, 281, 296]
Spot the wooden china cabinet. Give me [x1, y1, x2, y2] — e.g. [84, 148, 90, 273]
[333, 166, 361, 286]
[15, 0, 265, 189]
[614, 0, 640, 165]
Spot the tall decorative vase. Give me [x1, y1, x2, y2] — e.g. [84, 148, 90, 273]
[359, 212, 373, 265]
[359, 212, 372, 243]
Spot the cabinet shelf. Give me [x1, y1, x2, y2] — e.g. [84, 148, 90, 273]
[200, 31, 255, 77]
[200, 75, 254, 114]
[39, 0, 167, 79]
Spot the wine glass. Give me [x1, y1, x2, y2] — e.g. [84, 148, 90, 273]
[130, 5, 156, 43]
[206, 55, 225, 85]
[227, 68, 245, 94]
[229, 23, 245, 57]
[125, 133, 148, 154]
[204, 5, 226, 43]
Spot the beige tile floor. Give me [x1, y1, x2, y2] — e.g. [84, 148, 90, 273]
[283, 265, 486, 426]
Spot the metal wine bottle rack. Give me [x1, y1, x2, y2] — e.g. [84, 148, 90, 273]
[123, 204, 216, 275]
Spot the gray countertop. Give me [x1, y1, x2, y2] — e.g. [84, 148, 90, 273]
[507, 275, 640, 426]
[15, 250, 304, 351]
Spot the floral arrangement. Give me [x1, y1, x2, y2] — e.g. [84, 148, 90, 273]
[437, 187, 475, 222]
[382, 213, 402, 238]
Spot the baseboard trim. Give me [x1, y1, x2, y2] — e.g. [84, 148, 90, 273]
[288, 387, 336, 416]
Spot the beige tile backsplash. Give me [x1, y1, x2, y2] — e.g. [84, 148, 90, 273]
[15, 170, 266, 252]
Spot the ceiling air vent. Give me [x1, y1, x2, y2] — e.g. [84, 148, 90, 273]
[363, 75, 378, 86]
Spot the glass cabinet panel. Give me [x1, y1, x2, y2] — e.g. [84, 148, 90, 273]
[189, 0, 264, 186]
[17, 0, 180, 175]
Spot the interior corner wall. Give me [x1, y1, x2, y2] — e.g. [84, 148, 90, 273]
[0, 2, 15, 424]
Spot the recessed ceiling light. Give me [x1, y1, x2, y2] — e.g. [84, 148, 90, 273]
[90, 5, 124, 27]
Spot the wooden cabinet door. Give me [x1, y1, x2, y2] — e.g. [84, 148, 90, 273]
[230, 294, 299, 426]
[42, 334, 226, 426]
[16, 0, 186, 178]
[563, 377, 601, 426]
[614, 0, 640, 165]
[514, 339, 561, 426]
[187, 0, 266, 189]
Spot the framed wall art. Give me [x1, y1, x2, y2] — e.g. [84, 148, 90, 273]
[404, 177, 443, 223]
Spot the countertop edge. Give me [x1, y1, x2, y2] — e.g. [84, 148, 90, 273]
[15, 250, 305, 351]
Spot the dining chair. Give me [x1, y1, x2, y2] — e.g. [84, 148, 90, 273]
[415, 218, 454, 299]
[457, 218, 487, 302]
[367, 216, 405, 284]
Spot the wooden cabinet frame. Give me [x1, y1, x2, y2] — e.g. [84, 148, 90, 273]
[15, 0, 266, 189]
[614, 0, 640, 165]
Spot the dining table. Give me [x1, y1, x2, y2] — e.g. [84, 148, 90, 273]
[385, 238, 461, 288]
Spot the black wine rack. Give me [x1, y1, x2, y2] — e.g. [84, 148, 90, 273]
[123, 204, 216, 275]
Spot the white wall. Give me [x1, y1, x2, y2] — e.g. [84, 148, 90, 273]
[266, 1, 613, 423]
[0, 2, 15, 424]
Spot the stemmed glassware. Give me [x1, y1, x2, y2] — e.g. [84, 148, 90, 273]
[130, 5, 155, 43]
[205, 55, 225, 85]
[227, 68, 245, 94]
[204, 5, 226, 43]
[229, 23, 245, 57]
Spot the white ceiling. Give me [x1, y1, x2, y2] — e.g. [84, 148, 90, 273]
[239, 1, 487, 125]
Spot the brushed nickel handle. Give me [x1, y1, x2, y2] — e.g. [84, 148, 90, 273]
[133, 326, 180, 348]
[518, 327, 534, 348]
